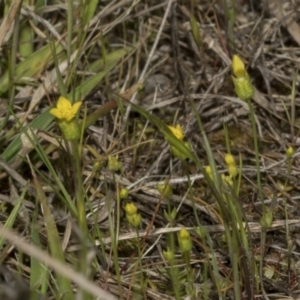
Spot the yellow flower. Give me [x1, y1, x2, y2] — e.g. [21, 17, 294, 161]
[124, 202, 141, 227]
[286, 146, 295, 159]
[124, 202, 138, 216]
[227, 164, 238, 178]
[50, 96, 82, 122]
[168, 124, 184, 141]
[232, 55, 246, 78]
[231, 55, 254, 100]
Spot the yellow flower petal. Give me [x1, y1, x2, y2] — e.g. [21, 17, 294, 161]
[56, 96, 72, 111]
[168, 124, 184, 141]
[178, 228, 192, 253]
[50, 96, 82, 121]
[232, 55, 246, 78]
[71, 101, 82, 115]
[224, 153, 235, 166]
[178, 228, 190, 240]
[125, 202, 138, 216]
[49, 108, 64, 119]
[228, 164, 238, 178]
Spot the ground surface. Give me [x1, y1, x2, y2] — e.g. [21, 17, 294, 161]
[0, 0, 300, 299]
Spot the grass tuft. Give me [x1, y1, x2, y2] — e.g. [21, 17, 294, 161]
[1, 1, 300, 299]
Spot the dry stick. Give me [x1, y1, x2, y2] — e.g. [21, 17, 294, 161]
[0, 225, 118, 300]
[122, 0, 175, 131]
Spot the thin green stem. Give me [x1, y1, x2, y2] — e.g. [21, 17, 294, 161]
[107, 185, 122, 298]
[72, 141, 87, 233]
[71, 140, 90, 299]
[67, 0, 73, 69]
[115, 178, 121, 245]
[136, 229, 146, 298]
[247, 99, 264, 211]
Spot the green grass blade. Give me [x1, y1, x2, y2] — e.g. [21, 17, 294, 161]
[30, 198, 42, 285]
[0, 42, 64, 95]
[1, 49, 131, 163]
[31, 165, 74, 300]
[83, 0, 99, 27]
[0, 192, 24, 251]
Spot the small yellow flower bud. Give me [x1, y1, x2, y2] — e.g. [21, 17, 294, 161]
[231, 55, 254, 100]
[232, 55, 246, 78]
[205, 166, 213, 180]
[126, 213, 142, 228]
[124, 202, 138, 216]
[227, 164, 238, 178]
[164, 207, 177, 222]
[108, 156, 122, 172]
[119, 188, 129, 199]
[157, 182, 173, 199]
[221, 174, 233, 186]
[167, 124, 184, 141]
[178, 228, 190, 240]
[224, 153, 235, 166]
[286, 146, 295, 159]
[260, 210, 273, 230]
[93, 161, 102, 171]
[194, 226, 206, 240]
[163, 248, 175, 263]
[178, 228, 192, 253]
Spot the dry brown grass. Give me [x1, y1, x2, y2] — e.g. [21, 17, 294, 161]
[1, 0, 300, 299]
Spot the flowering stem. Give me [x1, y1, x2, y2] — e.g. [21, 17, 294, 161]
[115, 177, 120, 244]
[136, 229, 143, 287]
[72, 141, 87, 233]
[247, 99, 264, 211]
[71, 140, 89, 299]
